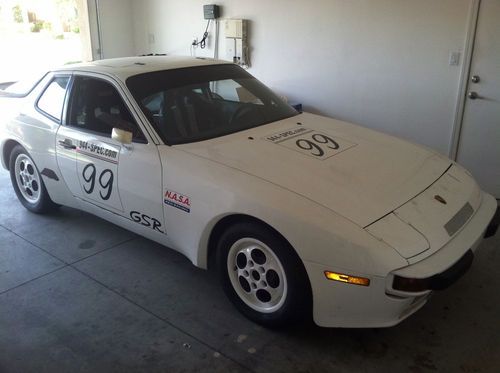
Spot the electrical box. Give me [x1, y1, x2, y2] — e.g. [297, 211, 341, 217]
[225, 19, 246, 39]
[203, 4, 220, 19]
[224, 19, 249, 67]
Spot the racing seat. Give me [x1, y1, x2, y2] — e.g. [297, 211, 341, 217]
[160, 90, 200, 139]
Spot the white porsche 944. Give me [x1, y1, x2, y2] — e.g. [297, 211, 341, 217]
[0, 57, 497, 328]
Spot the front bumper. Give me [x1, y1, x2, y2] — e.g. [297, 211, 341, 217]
[392, 249, 474, 292]
[306, 191, 497, 328]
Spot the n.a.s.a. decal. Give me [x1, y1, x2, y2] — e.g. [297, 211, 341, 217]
[164, 190, 191, 213]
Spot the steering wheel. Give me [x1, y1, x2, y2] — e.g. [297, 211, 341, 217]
[229, 104, 254, 125]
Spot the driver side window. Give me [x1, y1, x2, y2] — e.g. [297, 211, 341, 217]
[68, 76, 146, 142]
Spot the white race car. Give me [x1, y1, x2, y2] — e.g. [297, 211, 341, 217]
[0, 56, 497, 328]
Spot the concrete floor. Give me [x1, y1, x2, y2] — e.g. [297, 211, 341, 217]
[0, 168, 499, 373]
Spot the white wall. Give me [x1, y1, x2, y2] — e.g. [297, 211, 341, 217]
[129, 0, 472, 156]
[88, 0, 135, 59]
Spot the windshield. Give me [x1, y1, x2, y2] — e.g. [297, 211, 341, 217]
[126, 64, 298, 145]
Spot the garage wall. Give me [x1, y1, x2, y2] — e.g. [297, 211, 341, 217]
[88, 0, 135, 59]
[129, 0, 473, 156]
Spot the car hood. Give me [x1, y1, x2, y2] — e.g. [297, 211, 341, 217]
[179, 113, 451, 227]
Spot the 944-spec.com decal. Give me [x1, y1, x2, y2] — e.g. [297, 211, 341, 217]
[77, 141, 119, 164]
[264, 127, 357, 160]
[164, 190, 191, 213]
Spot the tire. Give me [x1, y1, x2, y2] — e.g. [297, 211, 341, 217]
[9, 145, 58, 214]
[216, 221, 312, 327]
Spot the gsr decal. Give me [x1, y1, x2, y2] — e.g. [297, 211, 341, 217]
[264, 128, 357, 160]
[130, 211, 164, 233]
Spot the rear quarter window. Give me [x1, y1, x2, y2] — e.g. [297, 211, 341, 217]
[36, 76, 71, 122]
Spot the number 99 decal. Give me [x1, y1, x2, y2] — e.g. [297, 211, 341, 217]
[296, 134, 341, 157]
[296, 139, 325, 157]
[98, 169, 114, 200]
[78, 161, 122, 210]
[82, 164, 114, 200]
[82, 164, 96, 194]
[311, 134, 340, 150]
[265, 128, 355, 160]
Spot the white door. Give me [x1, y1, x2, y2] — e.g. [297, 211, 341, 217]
[57, 125, 124, 212]
[56, 74, 166, 234]
[457, 0, 500, 198]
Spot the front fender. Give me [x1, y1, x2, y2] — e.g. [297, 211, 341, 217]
[159, 145, 407, 277]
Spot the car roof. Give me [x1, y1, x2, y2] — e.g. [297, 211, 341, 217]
[54, 55, 232, 81]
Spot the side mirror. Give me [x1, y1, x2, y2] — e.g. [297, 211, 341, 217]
[112, 128, 133, 145]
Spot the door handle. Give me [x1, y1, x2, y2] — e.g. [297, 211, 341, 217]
[468, 91, 482, 100]
[58, 140, 76, 150]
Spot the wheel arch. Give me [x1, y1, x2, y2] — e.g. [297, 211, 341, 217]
[203, 212, 314, 325]
[1, 139, 22, 170]
[203, 213, 304, 273]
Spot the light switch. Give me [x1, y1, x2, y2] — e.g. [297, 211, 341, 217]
[449, 52, 461, 66]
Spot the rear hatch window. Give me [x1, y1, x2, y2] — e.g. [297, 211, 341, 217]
[1, 72, 47, 97]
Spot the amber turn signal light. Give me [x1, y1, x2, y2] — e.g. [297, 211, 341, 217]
[324, 271, 370, 286]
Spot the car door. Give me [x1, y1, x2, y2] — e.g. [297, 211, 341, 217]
[55, 73, 166, 235]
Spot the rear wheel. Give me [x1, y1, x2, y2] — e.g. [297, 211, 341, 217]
[217, 222, 311, 327]
[9, 145, 58, 214]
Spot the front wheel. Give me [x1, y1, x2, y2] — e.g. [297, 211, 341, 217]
[216, 222, 311, 327]
[9, 145, 58, 214]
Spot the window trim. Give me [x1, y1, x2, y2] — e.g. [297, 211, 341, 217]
[35, 74, 72, 124]
[64, 73, 148, 144]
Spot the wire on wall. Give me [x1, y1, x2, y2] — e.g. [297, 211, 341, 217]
[193, 20, 211, 49]
[189, 6, 221, 59]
